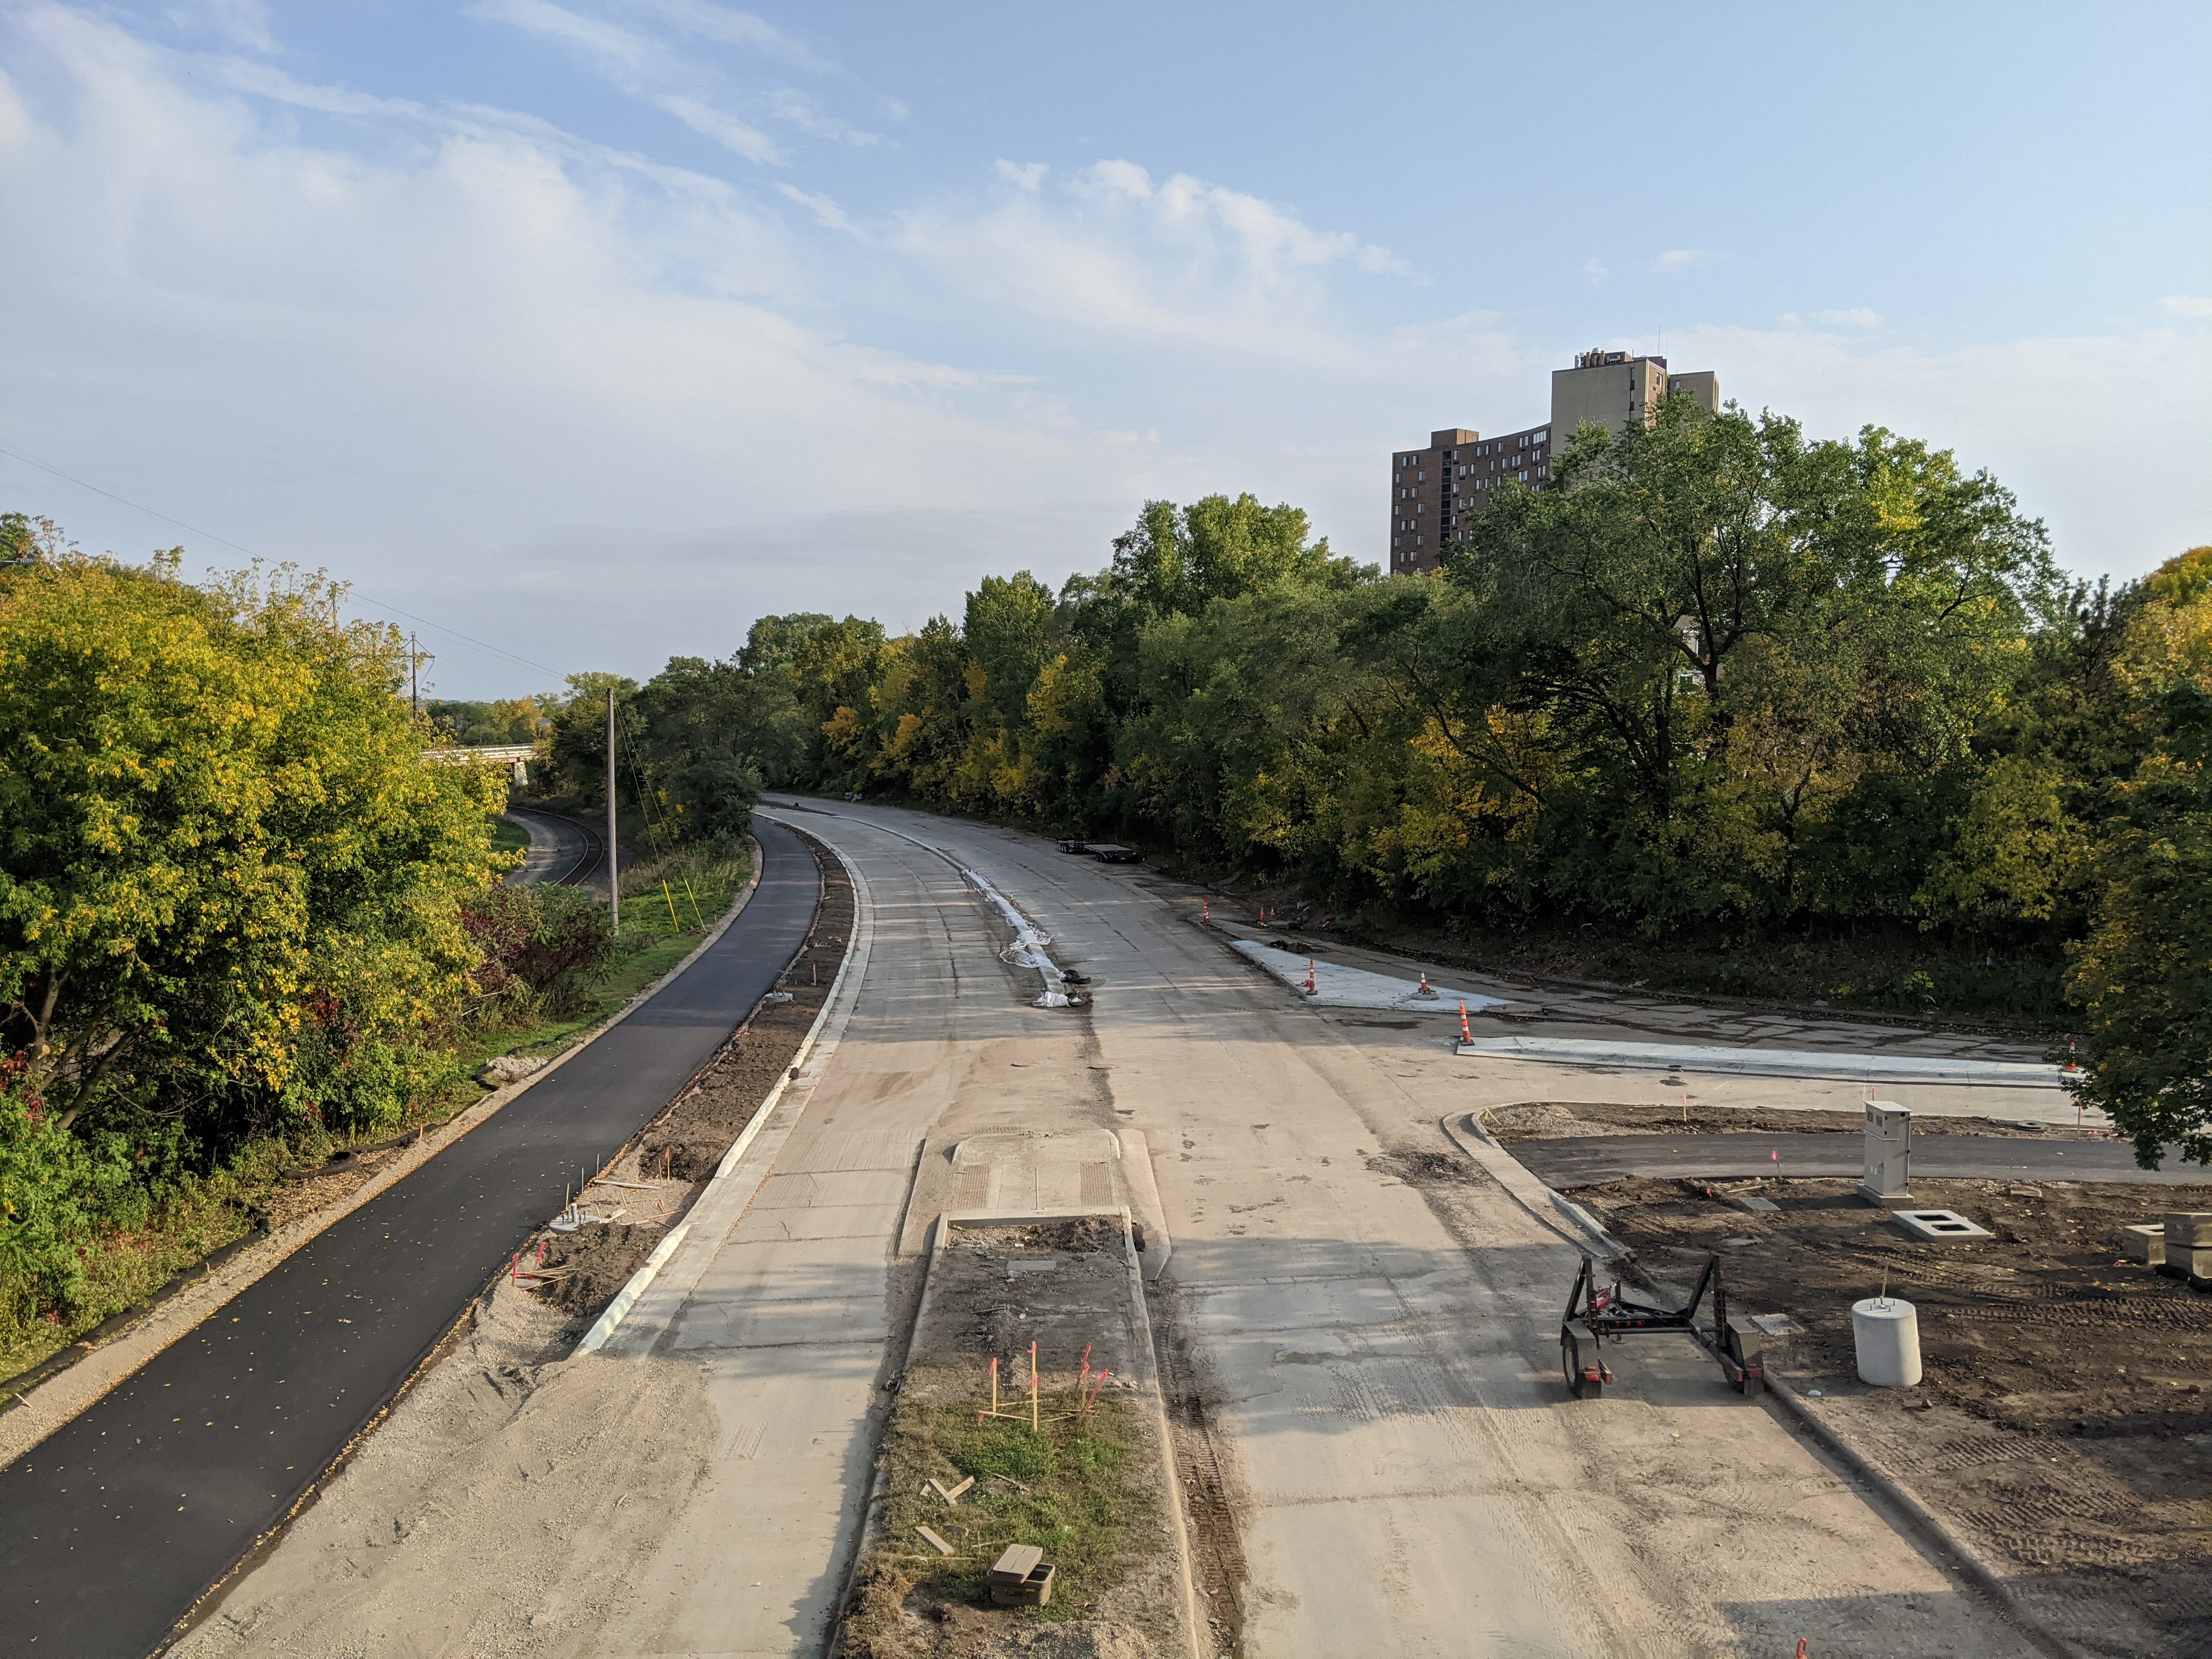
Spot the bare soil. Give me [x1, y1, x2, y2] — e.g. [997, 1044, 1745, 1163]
[1566, 1171, 2212, 1655]
[842, 1219, 1194, 1659]
[522, 826, 851, 1334]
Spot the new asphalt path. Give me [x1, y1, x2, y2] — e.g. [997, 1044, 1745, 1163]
[0, 817, 822, 1659]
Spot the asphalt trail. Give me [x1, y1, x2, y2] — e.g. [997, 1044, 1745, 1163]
[0, 817, 821, 1659]
[1511, 1130, 2200, 1187]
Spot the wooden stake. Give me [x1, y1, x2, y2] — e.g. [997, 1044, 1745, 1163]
[1030, 1341, 1039, 1431]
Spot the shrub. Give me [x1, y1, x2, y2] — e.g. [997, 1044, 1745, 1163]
[461, 883, 615, 1018]
[0, 1056, 144, 1322]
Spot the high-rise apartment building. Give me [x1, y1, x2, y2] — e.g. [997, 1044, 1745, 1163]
[1386, 350, 1720, 573]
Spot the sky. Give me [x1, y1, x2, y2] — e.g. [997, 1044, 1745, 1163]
[2, 1, 2207, 698]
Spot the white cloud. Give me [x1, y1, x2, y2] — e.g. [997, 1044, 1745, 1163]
[199, 0, 279, 54]
[768, 89, 879, 145]
[892, 160, 1409, 366]
[1810, 307, 1881, 328]
[1671, 322, 2211, 578]
[475, 0, 650, 72]
[772, 182, 850, 232]
[0, 5, 1158, 693]
[2163, 295, 2212, 319]
[1655, 248, 1719, 272]
[472, 0, 800, 164]
[1, 3, 2199, 701]
[1583, 257, 1606, 288]
[629, 0, 833, 72]
[652, 92, 783, 162]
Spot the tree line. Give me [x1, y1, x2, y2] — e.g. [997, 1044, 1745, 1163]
[0, 520, 614, 1330]
[565, 402, 2208, 1165]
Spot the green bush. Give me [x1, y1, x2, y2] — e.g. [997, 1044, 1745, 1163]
[0, 1057, 145, 1322]
[461, 882, 616, 1018]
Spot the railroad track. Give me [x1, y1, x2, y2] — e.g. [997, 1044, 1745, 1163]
[502, 806, 606, 888]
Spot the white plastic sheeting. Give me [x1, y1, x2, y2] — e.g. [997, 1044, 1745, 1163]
[962, 868, 1071, 1007]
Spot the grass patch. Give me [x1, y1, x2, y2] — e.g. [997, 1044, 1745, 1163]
[845, 1370, 1153, 1651]
[489, 813, 531, 858]
[1, 837, 754, 1397]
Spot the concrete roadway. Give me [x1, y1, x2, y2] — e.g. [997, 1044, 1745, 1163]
[0, 819, 822, 1659]
[572, 802, 2055, 1658]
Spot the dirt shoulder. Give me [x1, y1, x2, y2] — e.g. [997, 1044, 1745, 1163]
[1566, 1169, 2210, 1656]
[523, 826, 855, 1335]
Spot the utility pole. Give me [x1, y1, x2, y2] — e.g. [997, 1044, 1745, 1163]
[409, 633, 419, 715]
[606, 687, 619, 932]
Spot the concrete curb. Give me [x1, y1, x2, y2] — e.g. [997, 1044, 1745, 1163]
[574, 1222, 691, 1354]
[1437, 1109, 1634, 1261]
[1441, 1104, 2083, 1659]
[1760, 1380, 2084, 1659]
[1114, 1128, 1175, 1280]
[602, 816, 874, 1356]
[0, 845, 767, 1464]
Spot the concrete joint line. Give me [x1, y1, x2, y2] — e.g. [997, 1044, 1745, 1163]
[599, 816, 875, 1357]
[1448, 1107, 2081, 1659]
[0, 844, 768, 1463]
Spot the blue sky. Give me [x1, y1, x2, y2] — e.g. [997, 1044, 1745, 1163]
[2, 0, 2207, 696]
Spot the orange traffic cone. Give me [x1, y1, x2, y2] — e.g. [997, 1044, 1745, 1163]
[1305, 958, 1317, 995]
[1458, 1001, 1473, 1044]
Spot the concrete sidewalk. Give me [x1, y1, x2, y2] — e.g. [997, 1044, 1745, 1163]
[1512, 1129, 2189, 1187]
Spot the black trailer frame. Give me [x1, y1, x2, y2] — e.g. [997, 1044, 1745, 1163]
[1559, 1252, 1767, 1400]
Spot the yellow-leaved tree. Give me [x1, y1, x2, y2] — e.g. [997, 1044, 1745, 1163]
[0, 543, 504, 1315]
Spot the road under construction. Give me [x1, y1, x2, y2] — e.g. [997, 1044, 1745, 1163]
[7, 799, 2133, 1657]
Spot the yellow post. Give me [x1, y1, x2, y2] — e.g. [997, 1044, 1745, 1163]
[680, 876, 704, 926]
[662, 880, 680, 928]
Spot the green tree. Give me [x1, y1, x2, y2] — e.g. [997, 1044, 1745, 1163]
[1110, 494, 1359, 617]
[1444, 398, 2057, 924]
[2066, 548, 2212, 1165]
[0, 551, 505, 1156]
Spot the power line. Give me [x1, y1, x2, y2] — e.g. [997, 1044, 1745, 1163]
[0, 439, 571, 682]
